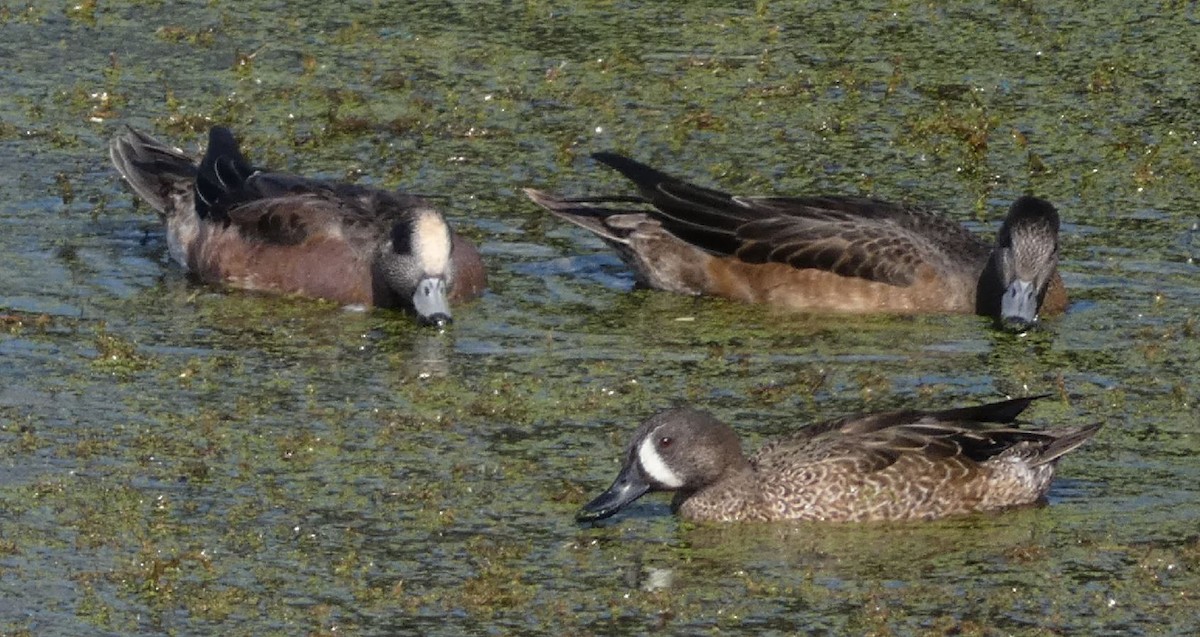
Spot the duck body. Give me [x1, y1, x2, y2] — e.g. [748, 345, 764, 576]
[578, 396, 1100, 523]
[527, 153, 1066, 329]
[110, 126, 486, 325]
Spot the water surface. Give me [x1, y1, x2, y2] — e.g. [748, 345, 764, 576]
[1, 1, 1198, 634]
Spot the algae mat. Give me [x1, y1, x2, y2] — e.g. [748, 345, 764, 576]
[1, 2, 1199, 635]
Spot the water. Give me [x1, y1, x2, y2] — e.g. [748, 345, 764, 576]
[1, 1, 1198, 634]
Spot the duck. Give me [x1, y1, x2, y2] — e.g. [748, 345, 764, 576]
[110, 126, 486, 326]
[578, 396, 1100, 523]
[525, 153, 1066, 330]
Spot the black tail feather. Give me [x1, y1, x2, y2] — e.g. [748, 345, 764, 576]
[931, 394, 1050, 424]
[195, 127, 256, 222]
[592, 152, 744, 223]
[591, 152, 681, 197]
[590, 152, 761, 256]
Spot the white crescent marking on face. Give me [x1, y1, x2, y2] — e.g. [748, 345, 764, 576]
[638, 436, 683, 488]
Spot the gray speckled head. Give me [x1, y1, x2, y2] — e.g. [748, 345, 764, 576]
[379, 208, 455, 327]
[991, 196, 1061, 331]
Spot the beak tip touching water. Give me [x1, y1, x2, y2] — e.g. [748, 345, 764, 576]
[420, 312, 452, 328]
[412, 276, 453, 328]
[999, 314, 1035, 333]
[999, 279, 1039, 332]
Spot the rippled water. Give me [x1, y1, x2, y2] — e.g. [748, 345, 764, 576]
[2, 2, 1198, 634]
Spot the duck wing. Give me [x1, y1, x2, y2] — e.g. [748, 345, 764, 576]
[197, 127, 423, 246]
[593, 152, 991, 286]
[752, 395, 1052, 472]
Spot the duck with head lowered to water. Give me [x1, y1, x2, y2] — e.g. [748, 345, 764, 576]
[110, 126, 486, 326]
[527, 152, 1065, 331]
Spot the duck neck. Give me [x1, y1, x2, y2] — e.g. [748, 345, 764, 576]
[671, 461, 759, 522]
[974, 253, 1004, 317]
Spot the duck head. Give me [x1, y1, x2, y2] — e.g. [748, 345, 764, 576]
[379, 208, 456, 327]
[578, 407, 747, 522]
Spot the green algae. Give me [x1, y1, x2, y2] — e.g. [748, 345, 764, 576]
[0, 0, 1199, 635]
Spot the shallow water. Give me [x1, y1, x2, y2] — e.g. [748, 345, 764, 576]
[1, 1, 1198, 634]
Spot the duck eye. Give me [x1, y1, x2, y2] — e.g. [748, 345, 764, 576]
[658, 436, 672, 448]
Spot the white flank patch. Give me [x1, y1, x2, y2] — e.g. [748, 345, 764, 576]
[413, 210, 451, 275]
[638, 437, 684, 488]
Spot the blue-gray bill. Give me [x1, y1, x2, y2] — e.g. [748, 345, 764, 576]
[577, 460, 651, 522]
[1000, 279, 1039, 332]
[412, 277, 452, 327]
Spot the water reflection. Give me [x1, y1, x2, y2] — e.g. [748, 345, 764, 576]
[405, 331, 453, 379]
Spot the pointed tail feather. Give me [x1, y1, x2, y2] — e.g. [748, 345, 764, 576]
[591, 152, 681, 197]
[592, 152, 777, 261]
[1032, 422, 1102, 467]
[109, 126, 197, 214]
[931, 394, 1051, 424]
[523, 188, 643, 244]
[592, 152, 747, 225]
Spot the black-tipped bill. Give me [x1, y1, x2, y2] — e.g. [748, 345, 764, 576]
[577, 459, 651, 522]
[999, 279, 1038, 332]
[412, 277, 452, 328]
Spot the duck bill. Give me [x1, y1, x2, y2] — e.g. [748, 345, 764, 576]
[412, 276, 452, 327]
[577, 460, 651, 522]
[999, 279, 1038, 331]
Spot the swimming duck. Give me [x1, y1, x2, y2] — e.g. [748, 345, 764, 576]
[110, 126, 486, 326]
[578, 396, 1099, 523]
[526, 153, 1065, 330]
